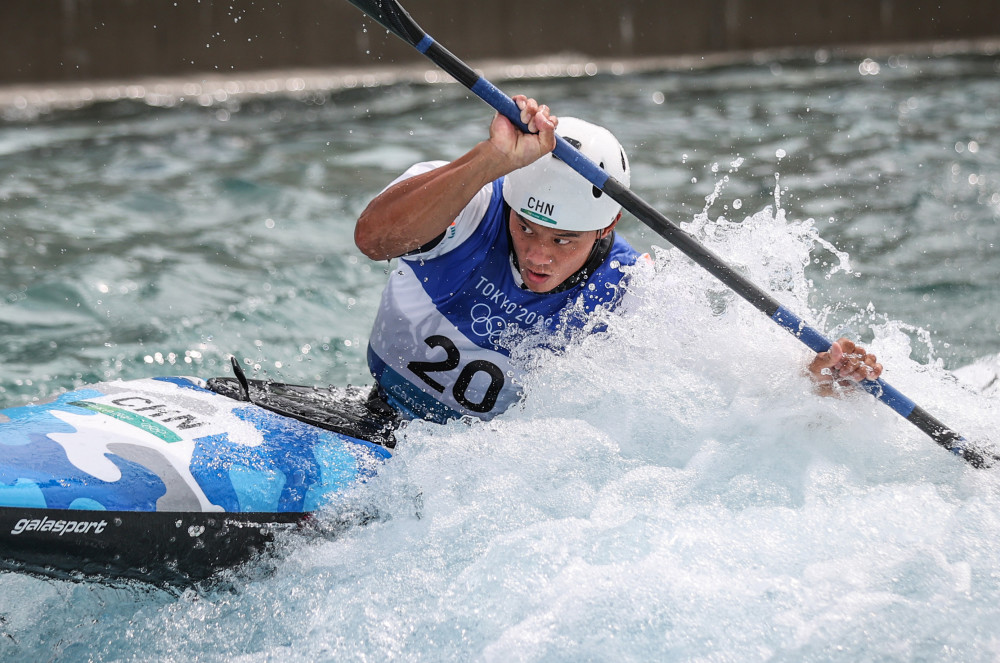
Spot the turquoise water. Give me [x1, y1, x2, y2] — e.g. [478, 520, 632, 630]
[2, 52, 1000, 660]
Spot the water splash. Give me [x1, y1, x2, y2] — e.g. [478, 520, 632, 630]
[3, 54, 1000, 661]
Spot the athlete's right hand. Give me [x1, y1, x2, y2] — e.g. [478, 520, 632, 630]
[487, 95, 558, 174]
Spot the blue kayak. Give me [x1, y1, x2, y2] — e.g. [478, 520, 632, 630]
[0, 374, 396, 584]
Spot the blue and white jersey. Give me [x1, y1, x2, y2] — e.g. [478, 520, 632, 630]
[367, 161, 641, 423]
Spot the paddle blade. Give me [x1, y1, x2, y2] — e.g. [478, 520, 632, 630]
[345, 0, 426, 47]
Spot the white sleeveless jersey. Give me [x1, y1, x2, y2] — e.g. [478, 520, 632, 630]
[367, 162, 641, 422]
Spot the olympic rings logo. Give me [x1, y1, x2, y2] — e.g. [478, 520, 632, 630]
[470, 303, 507, 341]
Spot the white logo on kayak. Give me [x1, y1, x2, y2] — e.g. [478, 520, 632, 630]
[11, 516, 108, 536]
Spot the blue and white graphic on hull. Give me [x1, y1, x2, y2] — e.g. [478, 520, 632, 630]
[0, 377, 391, 515]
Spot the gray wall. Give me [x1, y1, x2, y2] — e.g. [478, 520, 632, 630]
[3, 0, 999, 84]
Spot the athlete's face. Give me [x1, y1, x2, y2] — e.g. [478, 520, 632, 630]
[508, 210, 615, 293]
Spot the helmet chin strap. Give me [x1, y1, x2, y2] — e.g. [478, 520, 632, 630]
[505, 203, 614, 294]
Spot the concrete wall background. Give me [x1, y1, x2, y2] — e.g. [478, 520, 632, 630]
[3, 0, 1000, 84]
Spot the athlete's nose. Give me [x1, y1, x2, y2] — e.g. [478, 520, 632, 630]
[523, 238, 554, 268]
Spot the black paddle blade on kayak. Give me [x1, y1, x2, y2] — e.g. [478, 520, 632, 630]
[345, 0, 426, 47]
[209, 375, 401, 449]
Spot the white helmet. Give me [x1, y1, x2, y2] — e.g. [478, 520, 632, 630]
[502, 117, 630, 232]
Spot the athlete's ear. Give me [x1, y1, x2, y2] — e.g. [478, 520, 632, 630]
[599, 212, 622, 239]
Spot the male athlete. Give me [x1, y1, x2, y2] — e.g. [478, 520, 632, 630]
[355, 96, 880, 423]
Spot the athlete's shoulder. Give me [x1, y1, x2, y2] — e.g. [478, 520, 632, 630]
[579, 232, 649, 310]
[399, 169, 502, 262]
[607, 232, 646, 267]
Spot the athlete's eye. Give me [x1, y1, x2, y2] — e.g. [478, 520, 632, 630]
[519, 223, 533, 235]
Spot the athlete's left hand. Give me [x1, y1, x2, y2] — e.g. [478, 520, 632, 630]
[808, 337, 883, 395]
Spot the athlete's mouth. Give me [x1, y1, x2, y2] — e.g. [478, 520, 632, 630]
[522, 267, 550, 283]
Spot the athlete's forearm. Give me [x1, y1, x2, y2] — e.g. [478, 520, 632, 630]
[354, 141, 511, 261]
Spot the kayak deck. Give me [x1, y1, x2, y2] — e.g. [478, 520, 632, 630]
[0, 376, 396, 584]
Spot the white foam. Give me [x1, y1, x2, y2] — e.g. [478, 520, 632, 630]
[5, 201, 993, 661]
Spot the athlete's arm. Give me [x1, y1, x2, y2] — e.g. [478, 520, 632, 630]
[354, 96, 559, 261]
